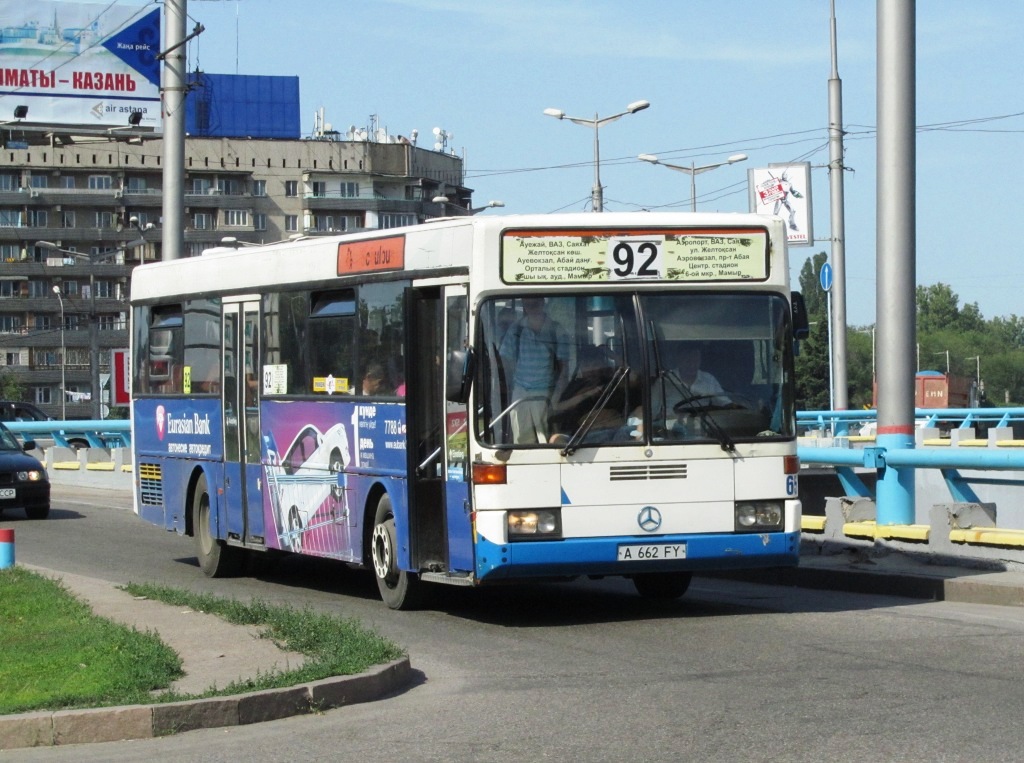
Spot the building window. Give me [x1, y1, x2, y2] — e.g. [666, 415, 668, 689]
[252, 180, 267, 197]
[0, 281, 18, 297]
[185, 242, 206, 257]
[253, 213, 267, 231]
[29, 175, 48, 189]
[60, 176, 75, 189]
[285, 180, 298, 197]
[0, 174, 16, 190]
[94, 211, 116, 228]
[217, 178, 240, 195]
[0, 209, 22, 227]
[188, 178, 212, 194]
[126, 177, 147, 192]
[223, 209, 249, 227]
[88, 175, 113, 190]
[312, 181, 327, 198]
[28, 281, 47, 297]
[284, 215, 298, 232]
[193, 212, 211, 230]
[380, 213, 415, 229]
[340, 182, 359, 198]
[0, 315, 22, 333]
[59, 210, 76, 228]
[4, 352, 20, 366]
[27, 209, 47, 227]
[33, 387, 52, 405]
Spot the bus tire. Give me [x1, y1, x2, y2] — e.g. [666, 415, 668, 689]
[193, 473, 244, 578]
[632, 571, 692, 600]
[370, 493, 423, 610]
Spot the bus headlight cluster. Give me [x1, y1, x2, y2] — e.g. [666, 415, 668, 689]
[507, 509, 561, 540]
[735, 501, 783, 531]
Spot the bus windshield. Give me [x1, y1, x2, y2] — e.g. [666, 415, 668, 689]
[476, 292, 795, 449]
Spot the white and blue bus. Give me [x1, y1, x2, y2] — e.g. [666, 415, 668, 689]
[130, 213, 808, 608]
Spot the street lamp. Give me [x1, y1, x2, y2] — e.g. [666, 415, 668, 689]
[544, 100, 651, 212]
[37, 241, 132, 419]
[51, 285, 66, 420]
[637, 152, 748, 211]
[933, 350, 950, 374]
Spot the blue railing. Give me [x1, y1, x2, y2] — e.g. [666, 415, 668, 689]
[3, 420, 131, 449]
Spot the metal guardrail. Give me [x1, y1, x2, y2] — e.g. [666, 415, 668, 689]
[4, 420, 131, 449]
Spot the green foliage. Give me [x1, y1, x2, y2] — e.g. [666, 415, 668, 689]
[795, 255, 1024, 409]
[0, 369, 25, 401]
[123, 582, 406, 697]
[0, 567, 182, 714]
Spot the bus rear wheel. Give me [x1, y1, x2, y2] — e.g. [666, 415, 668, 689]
[632, 571, 692, 600]
[371, 494, 423, 610]
[193, 473, 245, 578]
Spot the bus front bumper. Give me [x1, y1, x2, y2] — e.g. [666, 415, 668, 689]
[474, 530, 800, 582]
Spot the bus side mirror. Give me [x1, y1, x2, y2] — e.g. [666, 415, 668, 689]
[791, 292, 810, 340]
[446, 347, 475, 403]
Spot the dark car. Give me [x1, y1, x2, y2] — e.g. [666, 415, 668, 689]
[0, 422, 50, 519]
[0, 401, 52, 423]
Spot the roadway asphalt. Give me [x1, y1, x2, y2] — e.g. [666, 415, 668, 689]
[4, 469, 1024, 750]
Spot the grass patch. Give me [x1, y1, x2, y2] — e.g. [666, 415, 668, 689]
[122, 581, 406, 699]
[0, 570, 406, 716]
[0, 567, 183, 715]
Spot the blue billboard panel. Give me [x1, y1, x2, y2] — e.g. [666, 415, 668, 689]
[186, 72, 300, 139]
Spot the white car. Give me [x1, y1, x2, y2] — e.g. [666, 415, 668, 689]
[265, 423, 350, 551]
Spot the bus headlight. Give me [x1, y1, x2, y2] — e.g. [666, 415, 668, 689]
[507, 509, 562, 540]
[735, 501, 783, 532]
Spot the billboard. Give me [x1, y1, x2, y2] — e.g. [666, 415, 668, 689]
[748, 163, 813, 247]
[0, 0, 160, 128]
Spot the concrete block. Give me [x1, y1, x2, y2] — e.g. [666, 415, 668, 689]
[916, 427, 941, 446]
[85, 447, 112, 463]
[0, 711, 54, 749]
[152, 697, 240, 735]
[52, 705, 153, 745]
[989, 427, 1014, 445]
[308, 658, 412, 710]
[944, 502, 997, 530]
[950, 428, 976, 445]
[236, 686, 311, 725]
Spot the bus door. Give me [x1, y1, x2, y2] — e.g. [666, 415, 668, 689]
[222, 300, 266, 546]
[406, 283, 472, 575]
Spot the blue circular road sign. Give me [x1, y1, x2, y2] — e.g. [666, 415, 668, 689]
[819, 262, 833, 292]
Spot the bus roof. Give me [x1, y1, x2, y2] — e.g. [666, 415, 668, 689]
[130, 212, 787, 303]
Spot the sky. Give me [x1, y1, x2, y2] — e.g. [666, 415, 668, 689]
[130, 1, 1024, 325]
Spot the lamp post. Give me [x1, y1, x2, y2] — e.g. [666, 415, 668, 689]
[933, 350, 950, 374]
[51, 285, 66, 420]
[637, 152, 748, 211]
[543, 100, 651, 212]
[37, 242, 128, 419]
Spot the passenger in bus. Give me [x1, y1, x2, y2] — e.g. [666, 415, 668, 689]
[498, 297, 570, 443]
[361, 361, 391, 396]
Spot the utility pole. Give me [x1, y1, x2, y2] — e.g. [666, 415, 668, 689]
[875, 0, 916, 525]
[161, 0, 187, 261]
[828, 0, 849, 411]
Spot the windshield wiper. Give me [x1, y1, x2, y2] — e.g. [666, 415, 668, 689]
[561, 366, 629, 456]
[666, 370, 736, 453]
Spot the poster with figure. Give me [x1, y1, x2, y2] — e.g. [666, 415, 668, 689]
[748, 163, 813, 247]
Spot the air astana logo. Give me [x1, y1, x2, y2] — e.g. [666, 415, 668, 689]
[156, 405, 165, 440]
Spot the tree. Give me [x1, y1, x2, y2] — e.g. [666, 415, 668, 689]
[0, 369, 24, 401]
[795, 252, 831, 410]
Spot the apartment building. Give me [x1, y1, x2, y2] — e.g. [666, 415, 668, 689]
[0, 130, 471, 418]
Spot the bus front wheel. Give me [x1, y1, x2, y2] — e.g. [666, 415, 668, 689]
[193, 473, 245, 578]
[632, 571, 692, 600]
[370, 494, 423, 610]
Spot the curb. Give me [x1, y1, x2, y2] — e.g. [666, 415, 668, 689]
[0, 657, 412, 750]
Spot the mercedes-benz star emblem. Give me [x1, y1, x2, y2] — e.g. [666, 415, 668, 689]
[637, 506, 662, 533]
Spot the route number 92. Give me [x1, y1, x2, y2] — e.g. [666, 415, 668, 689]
[607, 236, 665, 280]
